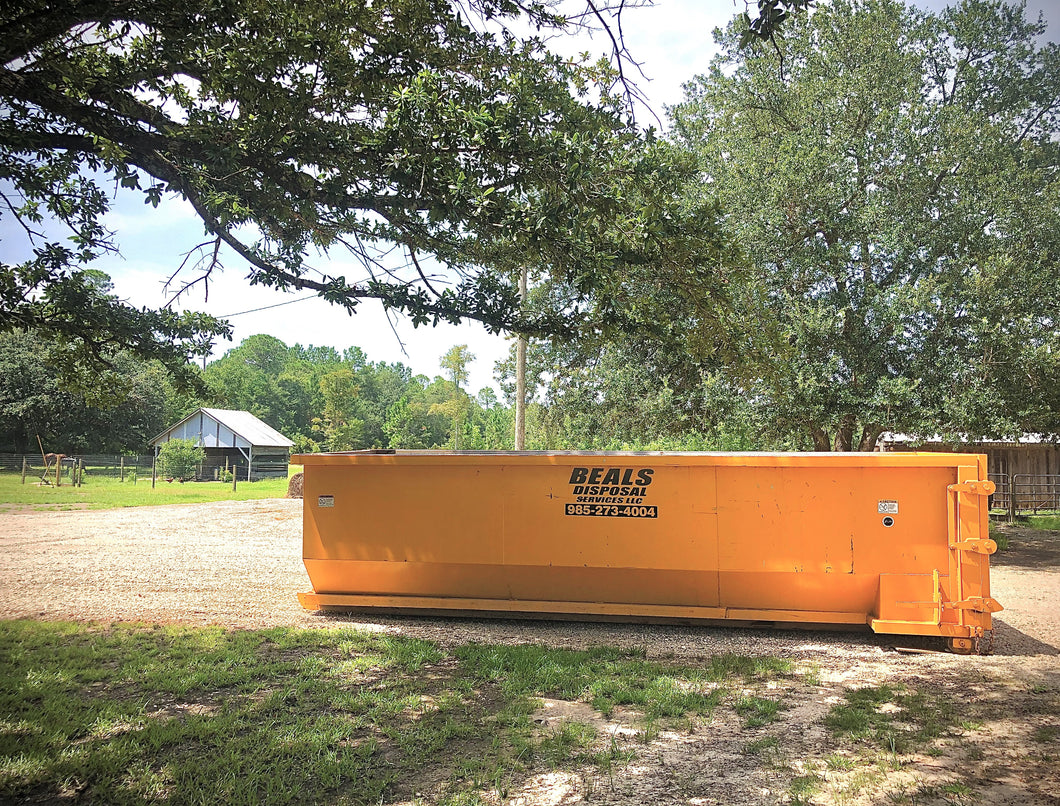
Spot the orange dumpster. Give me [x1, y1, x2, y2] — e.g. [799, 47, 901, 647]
[295, 451, 1001, 652]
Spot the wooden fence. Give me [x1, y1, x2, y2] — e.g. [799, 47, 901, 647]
[0, 454, 153, 480]
[0, 454, 284, 483]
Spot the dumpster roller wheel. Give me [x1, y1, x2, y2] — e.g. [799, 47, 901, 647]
[947, 632, 993, 655]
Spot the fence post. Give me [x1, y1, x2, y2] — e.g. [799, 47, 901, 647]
[120, 456, 124, 483]
[21, 457, 26, 485]
[152, 455, 157, 489]
[232, 467, 237, 492]
[1008, 473, 1015, 523]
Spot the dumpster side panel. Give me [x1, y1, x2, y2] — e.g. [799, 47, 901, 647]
[298, 452, 998, 641]
[303, 460, 722, 606]
[715, 465, 954, 612]
[303, 465, 506, 564]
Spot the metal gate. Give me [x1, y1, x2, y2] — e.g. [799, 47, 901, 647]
[988, 473, 1060, 519]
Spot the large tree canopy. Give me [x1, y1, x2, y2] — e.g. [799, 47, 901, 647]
[1, 0, 734, 389]
[670, 0, 1060, 448]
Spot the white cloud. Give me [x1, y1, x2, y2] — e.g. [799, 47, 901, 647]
[101, 194, 198, 237]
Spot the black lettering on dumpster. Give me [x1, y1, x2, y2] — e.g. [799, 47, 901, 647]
[565, 504, 658, 519]
[566, 467, 657, 513]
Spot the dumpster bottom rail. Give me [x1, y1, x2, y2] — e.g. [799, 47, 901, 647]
[301, 591, 881, 630]
[301, 592, 994, 653]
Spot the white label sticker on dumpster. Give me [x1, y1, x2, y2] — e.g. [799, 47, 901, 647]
[878, 500, 899, 514]
[318, 495, 335, 508]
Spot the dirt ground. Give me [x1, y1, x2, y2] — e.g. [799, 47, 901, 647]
[0, 500, 1057, 805]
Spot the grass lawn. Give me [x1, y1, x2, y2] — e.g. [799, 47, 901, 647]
[0, 620, 798, 806]
[0, 473, 291, 512]
[1026, 514, 1060, 531]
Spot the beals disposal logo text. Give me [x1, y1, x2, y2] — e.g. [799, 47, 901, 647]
[568, 467, 654, 504]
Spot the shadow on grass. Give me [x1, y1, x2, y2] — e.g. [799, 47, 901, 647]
[990, 524, 1060, 570]
[0, 622, 465, 805]
[0, 621, 797, 806]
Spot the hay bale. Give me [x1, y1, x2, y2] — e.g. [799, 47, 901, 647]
[287, 472, 304, 499]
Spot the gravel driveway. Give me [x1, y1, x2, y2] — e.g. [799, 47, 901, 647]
[0, 498, 1055, 669]
[1, 499, 1058, 805]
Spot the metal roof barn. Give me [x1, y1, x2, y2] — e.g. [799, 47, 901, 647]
[150, 408, 294, 480]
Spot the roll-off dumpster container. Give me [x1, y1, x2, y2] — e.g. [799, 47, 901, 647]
[296, 451, 1001, 652]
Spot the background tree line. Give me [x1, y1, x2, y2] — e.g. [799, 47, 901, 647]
[0, 329, 516, 454]
[0, 322, 782, 454]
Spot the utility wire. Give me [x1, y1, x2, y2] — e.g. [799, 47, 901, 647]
[217, 294, 318, 318]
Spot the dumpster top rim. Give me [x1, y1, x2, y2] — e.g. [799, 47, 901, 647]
[291, 450, 988, 468]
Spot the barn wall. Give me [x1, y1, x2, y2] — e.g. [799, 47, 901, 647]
[201, 448, 290, 480]
[198, 419, 250, 450]
[879, 441, 1060, 514]
[151, 409, 292, 479]
[984, 445, 1060, 479]
[161, 413, 250, 450]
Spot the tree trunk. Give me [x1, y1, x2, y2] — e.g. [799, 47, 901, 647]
[857, 425, 884, 452]
[810, 426, 832, 451]
[514, 265, 528, 450]
[833, 415, 855, 452]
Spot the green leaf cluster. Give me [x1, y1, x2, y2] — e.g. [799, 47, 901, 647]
[201, 335, 513, 452]
[156, 437, 205, 480]
[0, 327, 187, 454]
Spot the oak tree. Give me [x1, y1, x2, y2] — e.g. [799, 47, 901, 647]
[1, 0, 731, 387]
[671, 0, 1060, 448]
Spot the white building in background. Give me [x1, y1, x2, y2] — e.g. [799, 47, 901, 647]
[150, 408, 294, 480]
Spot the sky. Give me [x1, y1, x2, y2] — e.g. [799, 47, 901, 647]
[2, 0, 1058, 394]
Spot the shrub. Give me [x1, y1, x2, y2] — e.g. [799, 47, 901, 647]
[158, 439, 205, 480]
